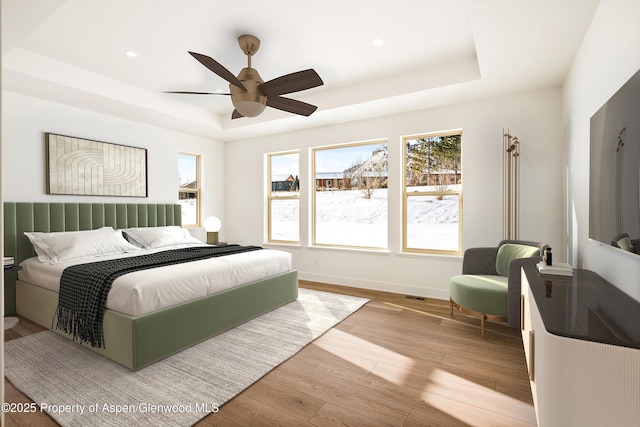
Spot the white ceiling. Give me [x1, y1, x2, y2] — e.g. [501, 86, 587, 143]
[1, 0, 599, 142]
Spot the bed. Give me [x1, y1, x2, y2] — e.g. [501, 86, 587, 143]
[3, 202, 298, 370]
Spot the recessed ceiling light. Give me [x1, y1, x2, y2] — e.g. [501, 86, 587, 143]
[372, 38, 384, 46]
[125, 50, 138, 58]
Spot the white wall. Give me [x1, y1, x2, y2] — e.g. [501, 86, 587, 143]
[564, 0, 640, 301]
[226, 88, 564, 298]
[2, 84, 566, 300]
[2, 91, 226, 235]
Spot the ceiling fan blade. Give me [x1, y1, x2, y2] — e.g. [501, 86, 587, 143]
[260, 69, 323, 96]
[188, 51, 246, 91]
[163, 91, 231, 95]
[267, 96, 318, 116]
[231, 109, 244, 119]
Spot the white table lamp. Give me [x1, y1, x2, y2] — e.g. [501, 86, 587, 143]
[204, 216, 222, 244]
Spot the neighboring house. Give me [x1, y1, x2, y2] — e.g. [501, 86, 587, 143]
[271, 174, 294, 191]
[179, 180, 197, 190]
[316, 171, 388, 190]
[352, 170, 389, 189]
[413, 171, 462, 187]
[315, 172, 349, 189]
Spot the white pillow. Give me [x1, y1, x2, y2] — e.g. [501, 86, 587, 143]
[24, 233, 53, 263]
[122, 226, 203, 249]
[24, 227, 140, 264]
[25, 227, 113, 262]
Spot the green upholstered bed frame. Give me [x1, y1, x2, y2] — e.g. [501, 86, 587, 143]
[3, 202, 298, 370]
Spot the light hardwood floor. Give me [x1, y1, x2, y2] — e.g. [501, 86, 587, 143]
[4, 281, 536, 426]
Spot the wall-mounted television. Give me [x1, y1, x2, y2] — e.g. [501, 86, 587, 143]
[589, 68, 640, 255]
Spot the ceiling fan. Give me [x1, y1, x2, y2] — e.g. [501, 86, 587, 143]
[165, 35, 323, 119]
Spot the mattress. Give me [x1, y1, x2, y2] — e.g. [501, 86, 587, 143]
[18, 245, 292, 317]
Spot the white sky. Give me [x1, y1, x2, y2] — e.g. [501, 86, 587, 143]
[178, 153, 198, 185]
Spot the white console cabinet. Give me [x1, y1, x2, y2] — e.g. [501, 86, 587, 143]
[520, 267, 640, 427]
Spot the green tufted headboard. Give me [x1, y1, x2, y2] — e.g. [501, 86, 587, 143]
[3, 202, 182, 314]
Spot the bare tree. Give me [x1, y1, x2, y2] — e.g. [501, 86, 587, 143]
[345, 149, 388, 199]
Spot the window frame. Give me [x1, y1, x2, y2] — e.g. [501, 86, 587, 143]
[267, 150, 300, 244]
[402, 130, 463, 255]
[178, 152, 201, 228]
[312, 139, 389, 250]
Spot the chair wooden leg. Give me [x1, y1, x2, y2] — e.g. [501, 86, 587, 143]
[450, 299, 504, 339]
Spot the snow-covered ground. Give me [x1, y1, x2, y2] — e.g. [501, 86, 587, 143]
[272, 186, 459, 250]
[181, 186, 459, 250]
[179, 199, 198, 225]
[314, 189, 388, 247]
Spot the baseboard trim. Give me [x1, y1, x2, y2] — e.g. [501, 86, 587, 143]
[298, 271, 449, 301]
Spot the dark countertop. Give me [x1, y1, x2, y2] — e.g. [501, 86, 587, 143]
[523, 265, 640, 349]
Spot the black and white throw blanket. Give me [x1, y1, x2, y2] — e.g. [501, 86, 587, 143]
[55, 245, 262, 348]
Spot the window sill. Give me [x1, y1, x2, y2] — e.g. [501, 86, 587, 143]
[397, 251, 463, 261]
[307, 245, 391, 255]
[262, 242, 302, 249]
[261, 243, 462, 260]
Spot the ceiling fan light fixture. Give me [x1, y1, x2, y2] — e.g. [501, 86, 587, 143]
[230, 67, 267, 117]
[232, 95, 267, 117]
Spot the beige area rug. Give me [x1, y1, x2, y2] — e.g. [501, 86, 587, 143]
[4, 288, 369, 426]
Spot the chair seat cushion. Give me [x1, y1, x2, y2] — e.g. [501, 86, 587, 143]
[450, 274, 508, 317]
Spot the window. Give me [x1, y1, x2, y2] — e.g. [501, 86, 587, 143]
[267, 151, 300, 243]
[178, 152, 201, 227]
[312, 140, 388, 248]
[403, 131, 462, 254]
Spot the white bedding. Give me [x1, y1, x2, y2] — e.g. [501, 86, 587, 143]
[18, 245, 292, 317]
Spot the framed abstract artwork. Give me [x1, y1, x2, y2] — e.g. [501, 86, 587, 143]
[45, 133, 148, 197]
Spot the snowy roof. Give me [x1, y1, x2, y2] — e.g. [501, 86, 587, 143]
[315, 172, 345, 179]
[271, 174, 294, 182]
